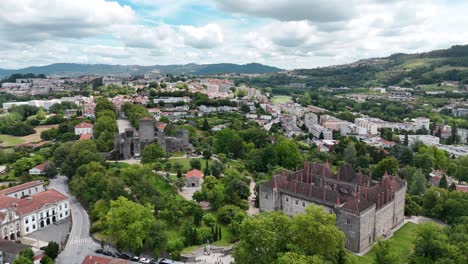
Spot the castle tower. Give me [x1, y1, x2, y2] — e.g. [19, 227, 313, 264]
[139, 117, 155, 144]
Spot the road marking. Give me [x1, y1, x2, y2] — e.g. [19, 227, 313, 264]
[69, 238, 89, 245]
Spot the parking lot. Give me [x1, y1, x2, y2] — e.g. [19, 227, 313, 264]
[24, 217, 71, 249]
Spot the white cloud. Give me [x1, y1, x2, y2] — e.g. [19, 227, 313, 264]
[215, 0, 356, 23]
[179, 24, 224, 49]
[0, 0, 135, 42]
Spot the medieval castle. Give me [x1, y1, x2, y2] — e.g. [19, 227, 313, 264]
[113, 117, 191, 159]
[259, 162, 406, 253]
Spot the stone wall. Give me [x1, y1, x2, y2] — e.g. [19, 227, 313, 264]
[374, 200, 395, 238]
[259, 186, 280, 212]
[336, 209, 362, 253]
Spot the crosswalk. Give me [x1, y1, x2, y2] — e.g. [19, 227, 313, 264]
[68, 238, 89, 245]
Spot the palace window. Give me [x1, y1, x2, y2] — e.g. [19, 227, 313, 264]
[26, 227, 29, 232]
[295, 199, 298, 205]
[286, 197, 289, 202]
[25, 218, 28, 224]
[265, 193, 268, 199]
[347, 218, 351, 225]
[302, 202, 306, 207]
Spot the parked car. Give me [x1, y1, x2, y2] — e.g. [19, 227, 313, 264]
[131, 256, 140, 262]
[103, 251, 114, 257]
[94, 248, 103, 254]
[139, 258, 150, 264]
[118, 253, 131, 260]
[149, 260, 158, 264]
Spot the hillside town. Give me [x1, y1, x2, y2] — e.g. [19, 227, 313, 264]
[1, 1, 468, 264]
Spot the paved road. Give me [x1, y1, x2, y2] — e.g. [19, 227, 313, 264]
[50, 176, 99, 264]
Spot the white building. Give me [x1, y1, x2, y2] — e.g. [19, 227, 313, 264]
[0, 181, 69, 240]
[74, 122, 93, 135]
[411, 117, 430, 131]
[309, 124, 333, 140]
[399, 135, 440, 147]
[28, 162, 49, 176]
[304, 112, 318, 129]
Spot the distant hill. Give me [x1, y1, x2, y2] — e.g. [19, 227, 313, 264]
[0, 62, 282, 78]
[237, 44, 468, 88]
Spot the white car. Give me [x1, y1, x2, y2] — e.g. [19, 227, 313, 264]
[139, 258, 150, 264]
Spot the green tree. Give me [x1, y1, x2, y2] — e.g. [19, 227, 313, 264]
[277, 252, 325, 264]
[40, 256, 54, 264]
[214, 128, 244, 159]
[13, 256, 33, 264]
[105, 197, 156, 255]
[410, 169, 427, 195]
[343, 143, 357, 167]
[411, 223, 464, 264]
[374, 240, 401, 264]
[141, 143, 166, 164]
[274, 138, 302, 169]
[190, 159, 202, 170]
[290, 205, 345, 263]
[439, 174, 448, 189]
[43, 241, 60, 260]
[233, 211, 292, 264]
[372, 157, 399, 180]
[19, 248, 34, 261]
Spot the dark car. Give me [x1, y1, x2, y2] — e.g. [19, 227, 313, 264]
[118, 253, 131, 260]
[103, 251, 114, 257]
[149, 260, 158, 264]
[94, 248, 103, 254]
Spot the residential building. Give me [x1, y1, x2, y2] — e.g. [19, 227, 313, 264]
[304, 112, 318, 128]
[398, 135, 440, 147]
[259, 162, 406, 253]
[74, 122, 93, 135]
[0, 181, 69, 240]
[453, 108, 468, 117]
[309, 124, 333, 140]
[28, 162, 49, 176]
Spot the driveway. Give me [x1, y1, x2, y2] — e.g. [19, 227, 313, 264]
[49, 176, 100, 264]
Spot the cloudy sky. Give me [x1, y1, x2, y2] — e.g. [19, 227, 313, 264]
[1, 0, 468, 70]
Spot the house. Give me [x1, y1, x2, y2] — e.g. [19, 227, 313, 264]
[28, 162, 49, 176]
[185, 169, 204, 188]
[74, 122, 93, 135]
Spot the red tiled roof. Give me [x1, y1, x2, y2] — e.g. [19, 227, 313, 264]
[186, 169, 204, 179]
[32, 162, 49, 172]
[456, 185, 468, 193]
[0, 195, 21, 209]
[156, 122, 167, 131]
[17, 189, 68, 215]
[75, 122, 93, 128]
[0, 181, 43, 196]
[81, 255, 129, 264]
[80, 133, 92, 140]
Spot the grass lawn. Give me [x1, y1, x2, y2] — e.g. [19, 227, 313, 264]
[0, 124, 59, 147]
[271, 95, 292, 103]
[0, 134, 26, 147]
[358, 223, 418, 264]
[168, 158, 213, 173]
[171, 151, 186, 158]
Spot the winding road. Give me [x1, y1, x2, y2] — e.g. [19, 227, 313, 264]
[49, 176, 99, 264]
